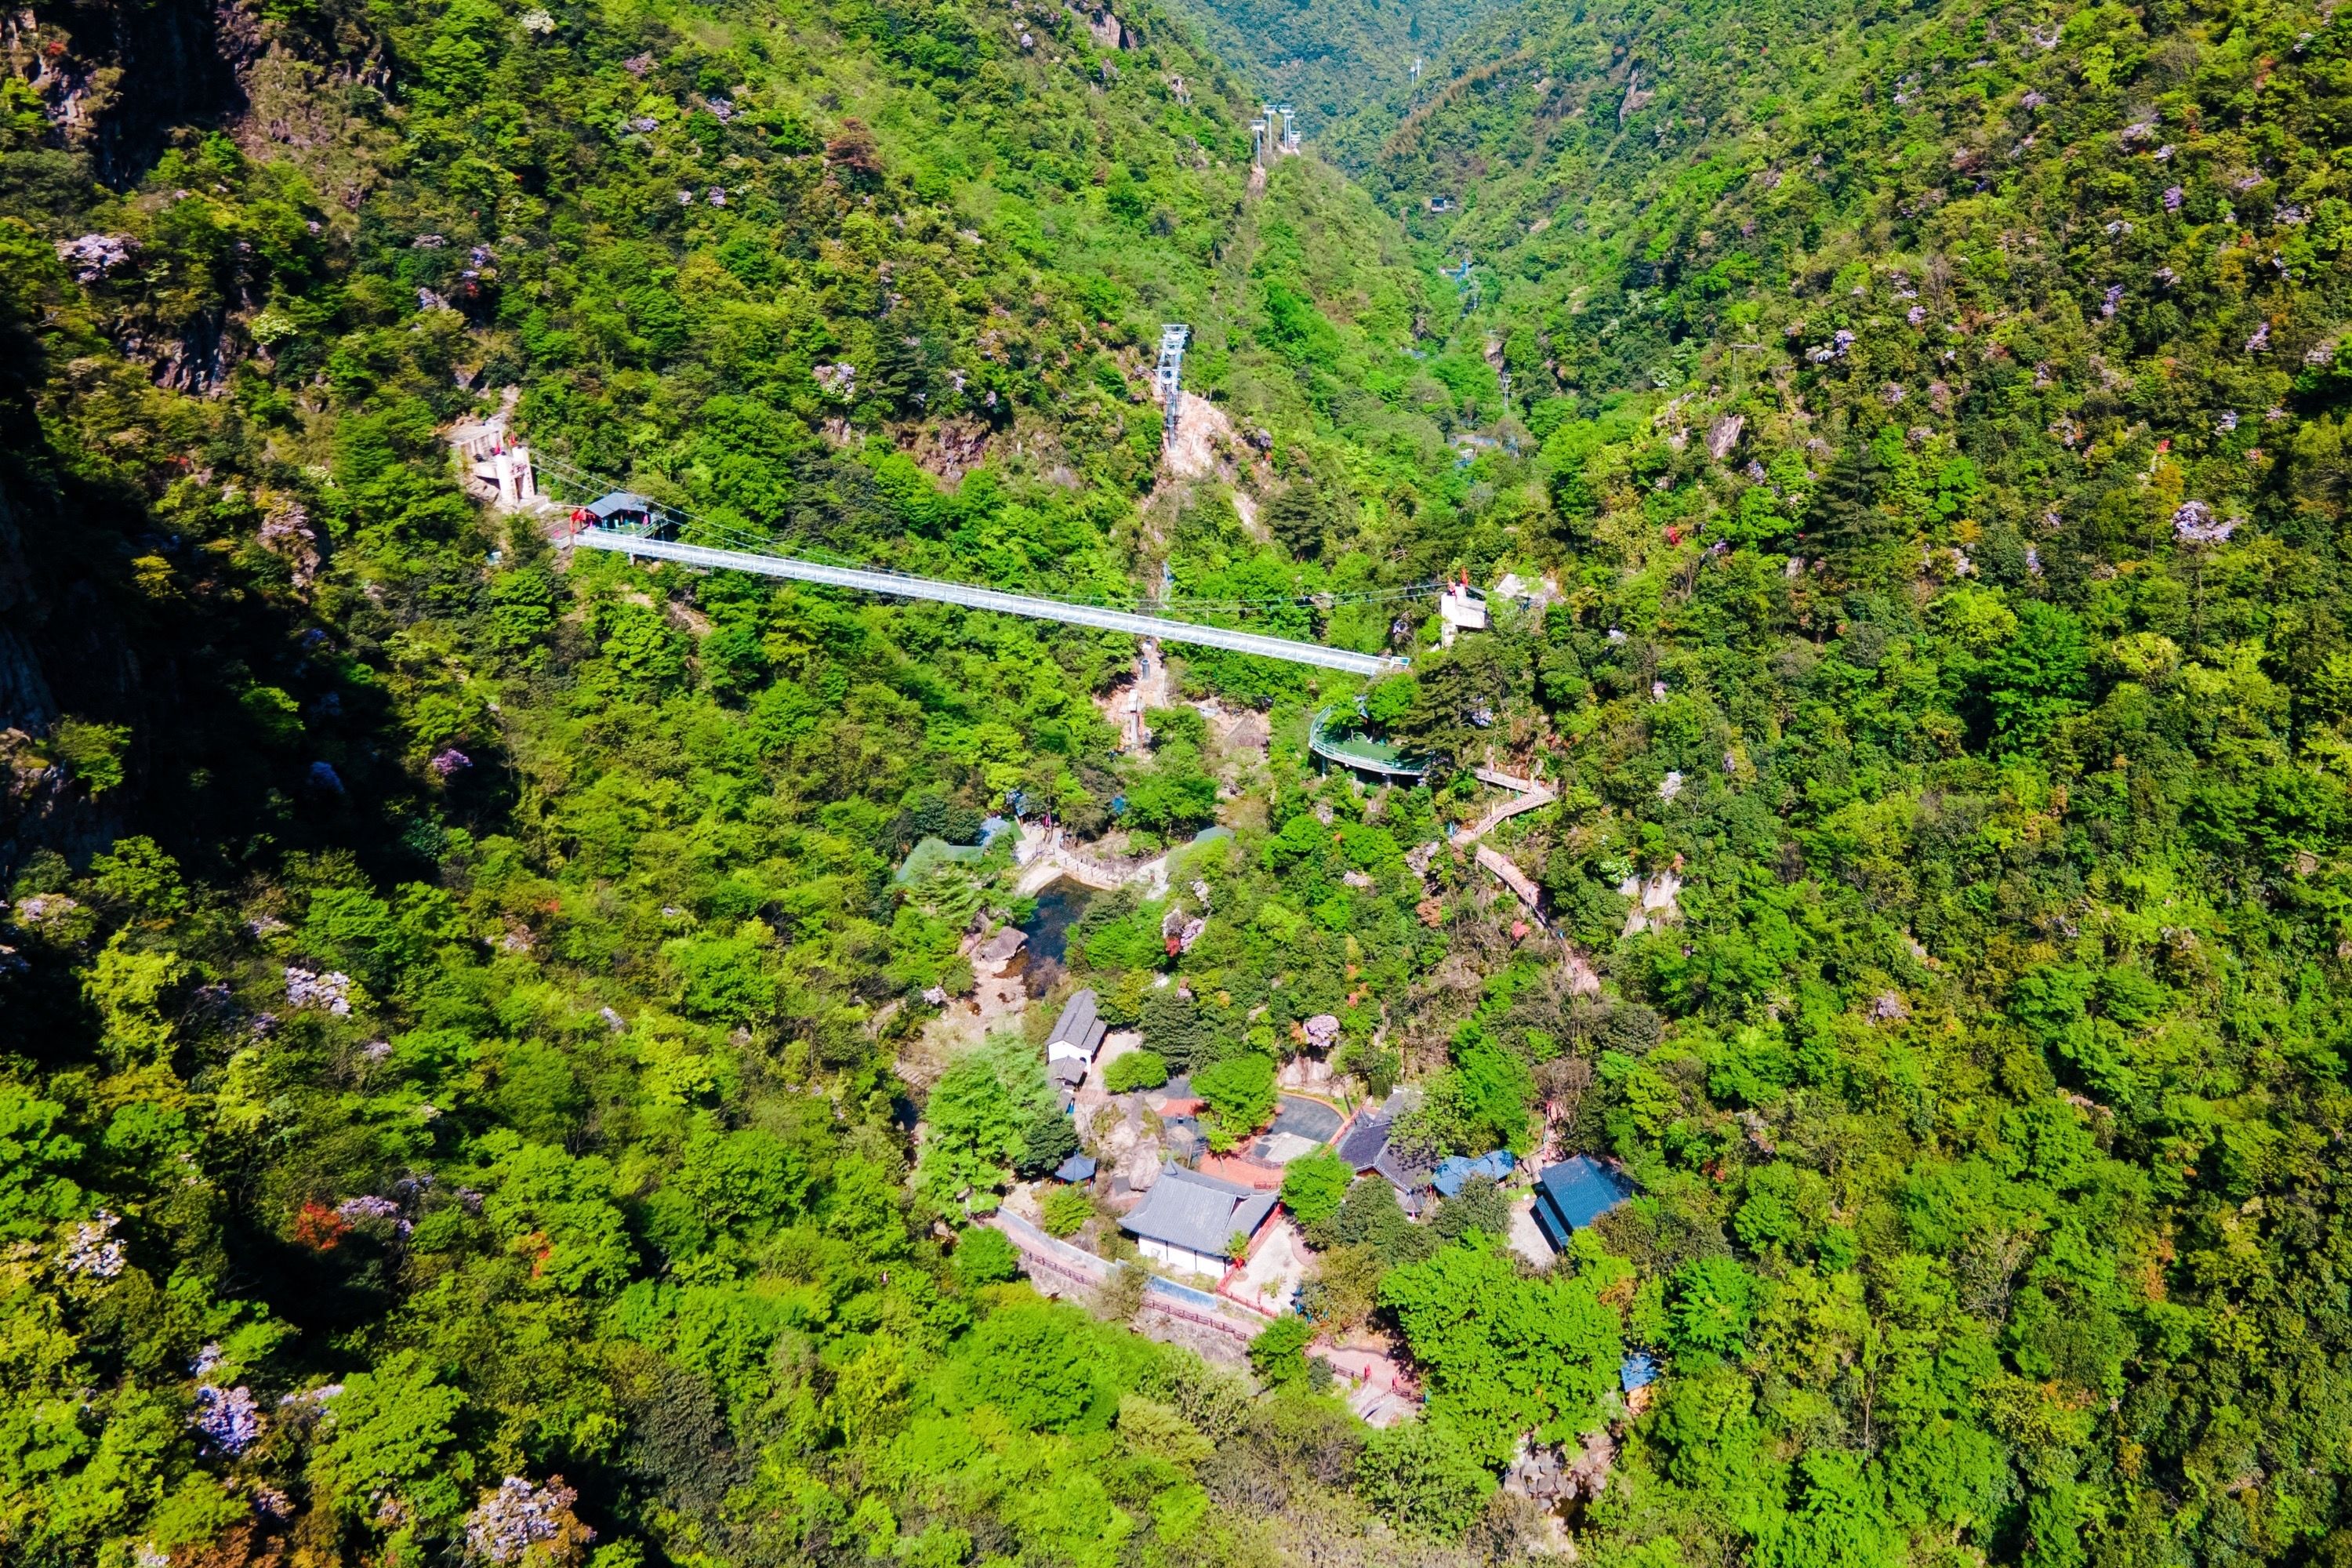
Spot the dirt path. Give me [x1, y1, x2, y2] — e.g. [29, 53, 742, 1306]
[895, 956, 1029, 1091]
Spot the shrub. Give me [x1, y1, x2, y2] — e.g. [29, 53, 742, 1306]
[952, 1226, 1021, 1288]
[1103, 1048, 1169, 1094]
[1015, 1107, 1081, 1177]
[1248, 1315, 1313, 1385]
[1668, 1256, 1759, 1356]
[1279, 1149, 1352, 1226]
[50, 719, 129, 796]
[1140, 988, 1212, 1072]
[1195, 1054, 1277, 1149]
[1040, 1184, 1094, 1238]
[1094, 1261, 1149, 1322]
[1356, 1420, 1495, 1539]
[1430, 1175, 1512, 1241]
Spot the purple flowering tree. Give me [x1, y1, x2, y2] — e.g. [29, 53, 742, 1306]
[192, 1383, 263, 1455]
[338, 1195, 416, 1236]
[2173, 501, 2236, 545]
[285, 967, 354, 1014]
[465, 1475, 594, 1566]
[60, 1210, 126, 1278]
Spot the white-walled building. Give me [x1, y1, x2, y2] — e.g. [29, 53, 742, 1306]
[1046, 988, 1109, 1090]
[1119, 1165, 1277, 1278]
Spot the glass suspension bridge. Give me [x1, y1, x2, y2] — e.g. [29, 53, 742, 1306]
[532, 452, 1426, 679]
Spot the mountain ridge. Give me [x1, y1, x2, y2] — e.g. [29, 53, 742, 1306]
[1145, 0, 1518, 147]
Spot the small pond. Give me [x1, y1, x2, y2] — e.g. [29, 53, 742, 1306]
[1022, 880, 1096, 964]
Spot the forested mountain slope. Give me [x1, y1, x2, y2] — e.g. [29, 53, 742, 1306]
[7, 0, 2352, 1560]
[0, 0, 1512, 1561]
[1338, 0, 2352, 1562]
[1145, 0, 1515, 146]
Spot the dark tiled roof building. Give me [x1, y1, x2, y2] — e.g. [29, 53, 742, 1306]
[1047, 989, 1108, 1058]
[1334, 1111, 1393, 1171]
[1045, 989, 1107, 1088]
[1119, 1166, 1277, 1276]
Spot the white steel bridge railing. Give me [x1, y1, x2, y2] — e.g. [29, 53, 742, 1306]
[568, 528, 1410, 677]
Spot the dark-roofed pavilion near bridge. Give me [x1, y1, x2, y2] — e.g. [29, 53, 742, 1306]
[582, 492, 656, 526]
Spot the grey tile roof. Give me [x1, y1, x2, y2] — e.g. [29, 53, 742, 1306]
[1119, 1166, 1276, 1255]
[1047, 989, 1107, 1057]
[1374, 1144, 1432, 1192]
[1334, 1112, 1392, 1171]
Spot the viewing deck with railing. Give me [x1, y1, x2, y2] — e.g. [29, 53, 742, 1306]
[1308, 706, 1429, 778]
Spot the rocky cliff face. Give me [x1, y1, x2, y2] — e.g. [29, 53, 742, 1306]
[9, 0, 383, 400]
[0, 400, 137, 873]
[8, 0, 260, 187]
[0, 461, 58, 744]
[0, 0, 363, 874]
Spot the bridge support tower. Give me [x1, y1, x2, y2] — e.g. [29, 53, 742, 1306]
[1156, 324, 1190, 448]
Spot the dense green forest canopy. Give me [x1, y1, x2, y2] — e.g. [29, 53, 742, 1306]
[1143, 0, 1518, 148]
[2, 0, 2351, 1559]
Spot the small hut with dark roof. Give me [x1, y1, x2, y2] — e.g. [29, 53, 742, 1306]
[1045, 989, 1108, 1087]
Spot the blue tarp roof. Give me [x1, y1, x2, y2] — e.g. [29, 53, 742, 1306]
[1620, 1351, 1659, 1392]
[1055, 1153, 1098, 1183]
[1532, 1156, 1633, 1245]
[1431, 1148, 1515, 1197]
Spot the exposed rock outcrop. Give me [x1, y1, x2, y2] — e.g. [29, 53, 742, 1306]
[8, 0, 263, 188]
[0, 405, 142, 872]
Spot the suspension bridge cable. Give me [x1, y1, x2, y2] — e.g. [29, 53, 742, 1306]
[530, 454, 1444, 618]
